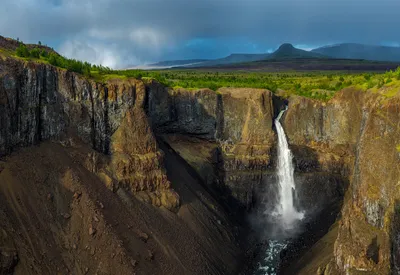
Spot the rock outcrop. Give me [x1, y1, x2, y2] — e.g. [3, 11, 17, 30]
[283, 89, 400, 274]
[0, 57, 178, 210]
[147, 83, 276, 210]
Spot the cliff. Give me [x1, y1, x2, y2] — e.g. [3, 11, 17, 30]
[0, 57, 178, 210]
[150, 78, 400, 274]
[0, 57, 244, 274]
[147, 82, 276, 209]
[282, 89, 400, 274]
[2, 51, 400, 275]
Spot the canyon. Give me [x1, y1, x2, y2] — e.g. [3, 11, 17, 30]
[0, 55, 400, 275]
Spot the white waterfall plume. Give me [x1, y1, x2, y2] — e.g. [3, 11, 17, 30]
[273, 108, 304, 230]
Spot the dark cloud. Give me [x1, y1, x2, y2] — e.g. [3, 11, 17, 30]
[1, 0, 399, 68]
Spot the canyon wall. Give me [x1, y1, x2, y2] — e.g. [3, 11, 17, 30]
[0, 58, 178, 210]
[0, 57, 245, 275]
[2, 55, 400, 274]
[147, 81, 276, 210]
[283, 89, 400, 274]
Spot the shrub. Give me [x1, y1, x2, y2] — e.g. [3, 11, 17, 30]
[15, 44, 30, 58]
[364, 74, 371, 81]
[48, 53, 59, 66]
[40, 50, 48, 58]
[30, 48, 41, 59]
[377, 78, 385, 88]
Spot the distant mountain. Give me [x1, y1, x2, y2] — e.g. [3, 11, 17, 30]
[191, 44, 327, 68]
[146, 43, 400, 70]
[312, 43, 400, 62]
[149, 59, 209, 67]
[268, 43, 326, 59]
[189, 53, 270, 67]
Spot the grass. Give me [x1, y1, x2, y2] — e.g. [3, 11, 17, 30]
[2, 43, 400, 101]
[96, 68, 400, 100]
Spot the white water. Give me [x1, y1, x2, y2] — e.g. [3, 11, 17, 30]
[255, 240, 288, 275]
[273, 108, 304, 231]
[256, 108, 305, 275]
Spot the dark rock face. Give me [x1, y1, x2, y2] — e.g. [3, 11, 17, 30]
[0, 58, 243, 275]
[0, 250, 18, 275]
[0, 58, 177, 210]
[149, 86, 276, 210]
[0, 58, 135, 156]
[149, 86, 349, 218]
[151, 87, 218, 138]
[282, 89, 400, 275]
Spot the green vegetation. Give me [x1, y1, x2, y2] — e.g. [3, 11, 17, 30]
[90, 67, 400, 100]
[7, 41, 400, 100]
[15, 44, 30, 58]
[14, 43, 111, 76]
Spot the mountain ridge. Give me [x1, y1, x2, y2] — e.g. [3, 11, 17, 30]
[147, 42, 400, 69]
[312, 43, 400, 62]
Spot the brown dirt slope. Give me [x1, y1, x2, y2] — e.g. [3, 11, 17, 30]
[0, 139, 242, 275]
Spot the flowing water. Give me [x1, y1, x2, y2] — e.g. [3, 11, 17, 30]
[273, 108, 304, 230]
[256, 108, 304, 275]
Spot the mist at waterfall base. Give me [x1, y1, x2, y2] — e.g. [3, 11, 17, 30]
[252, 109, 305, 275]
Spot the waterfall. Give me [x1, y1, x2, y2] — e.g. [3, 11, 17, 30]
[256, 108, 304, 274]
[273, 108, 304, 231]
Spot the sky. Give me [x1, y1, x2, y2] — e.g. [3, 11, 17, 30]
[1, 0, 399, 68]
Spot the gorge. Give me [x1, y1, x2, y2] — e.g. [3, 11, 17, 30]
[0, 54, 400, 275]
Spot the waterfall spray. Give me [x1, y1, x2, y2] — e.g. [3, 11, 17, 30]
[273, 108, 304, 231]
[256, 107, 305, 275]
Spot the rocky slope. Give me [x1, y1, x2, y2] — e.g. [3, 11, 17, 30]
[0, 56, 245, 274]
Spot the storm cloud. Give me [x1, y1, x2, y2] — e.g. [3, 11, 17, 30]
[1, 0, 399, 68]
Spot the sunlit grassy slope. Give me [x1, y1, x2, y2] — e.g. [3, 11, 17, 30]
[105, 68, 400, 100]
[1, 39, 400, 101]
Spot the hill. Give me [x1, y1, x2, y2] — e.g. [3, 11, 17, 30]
[148, 59, 209, 67]
[150, 43, 400, 69]
[312, 43, 400, 62]
[0, 35, 58, 56]
[166, 44, 326, 68]
[268, 43, 326, 59]
[188, 53, 270, 67]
